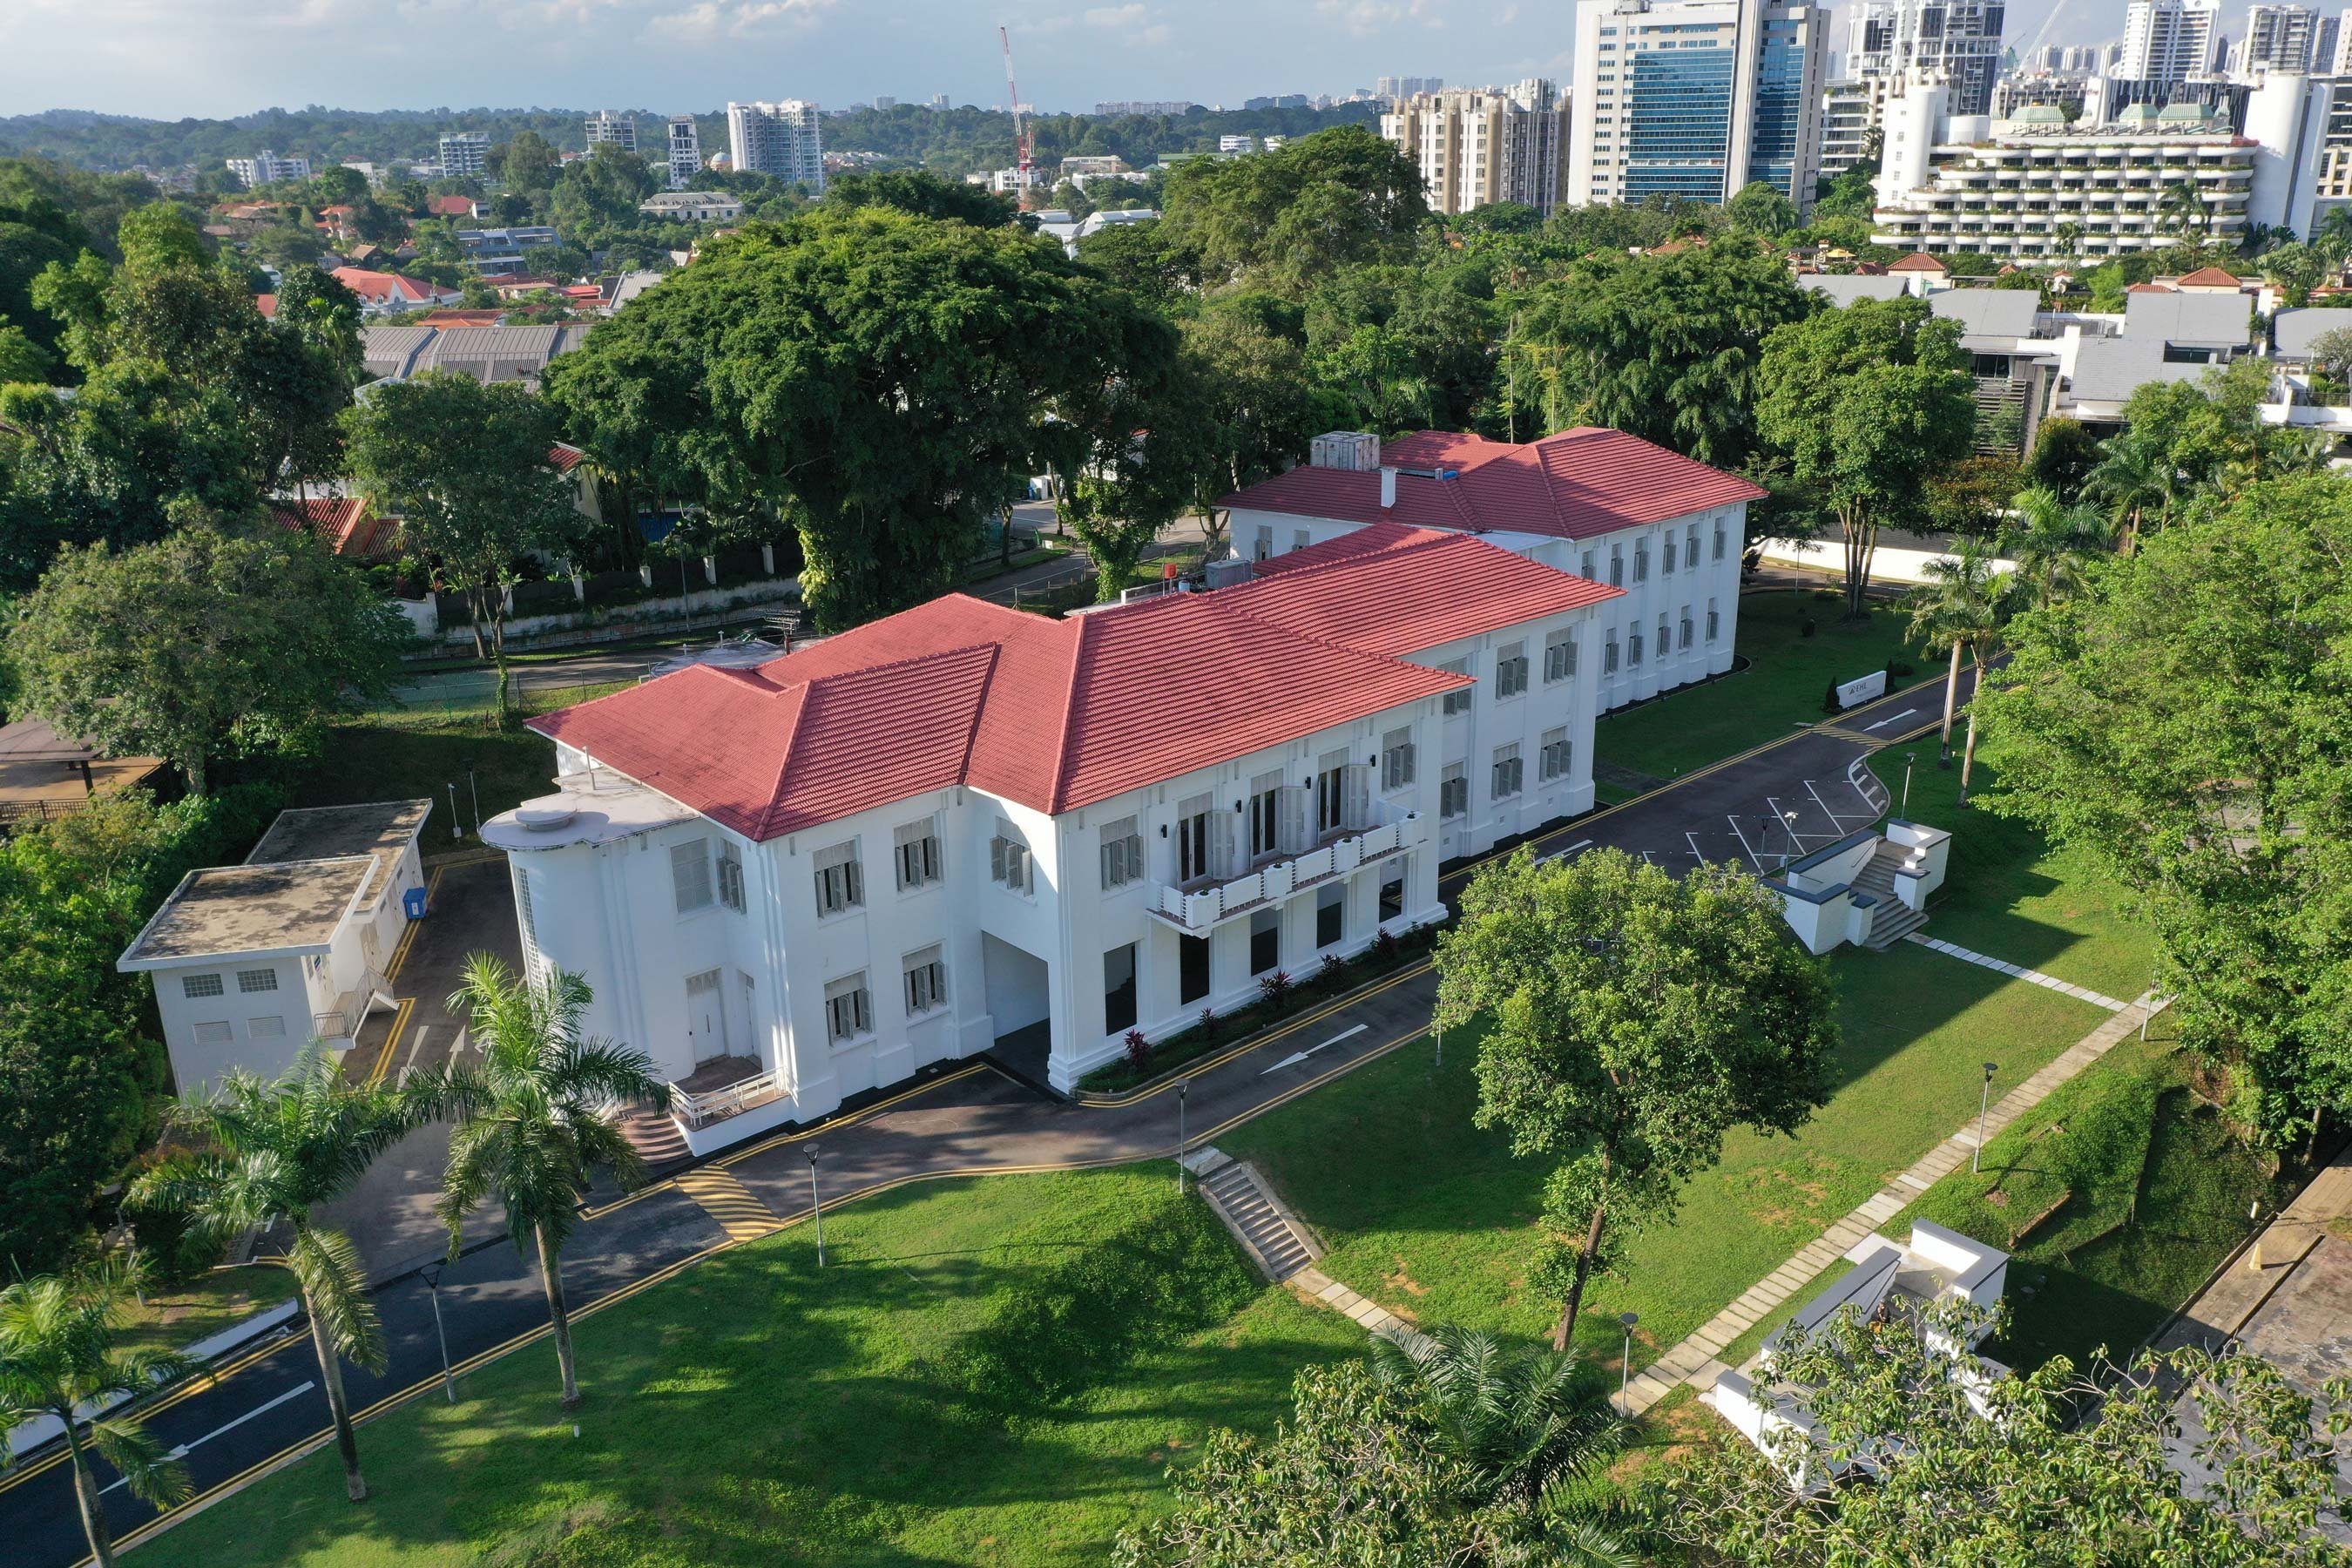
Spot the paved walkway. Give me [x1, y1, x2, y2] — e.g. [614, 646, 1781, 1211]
[1905, 932, 2132, 1012]
[1619, 989, 2166, 1415]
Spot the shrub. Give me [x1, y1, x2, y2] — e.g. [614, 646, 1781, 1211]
[1823, 679, 1843, 714]
[1257, 968, 1294, 1013]
[1318, 953, 1347, 990]
[1123, 1029, 1152, 1071]
[1198, 1006, 1218, 1039]
[1887, 658, 1916, 679]
[1801, 617, 1818, 638]
[1373, 927, 1399, 967]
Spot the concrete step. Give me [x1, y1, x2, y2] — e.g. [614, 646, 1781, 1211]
[1865, 903, 1930, 950]
[1193, 1150, 1323, 1282]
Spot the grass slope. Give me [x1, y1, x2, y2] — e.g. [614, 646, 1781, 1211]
[137, 1167, 1361, 1568]
[1594, 590, 1917, 781]
[118, 1267, 298, 1355]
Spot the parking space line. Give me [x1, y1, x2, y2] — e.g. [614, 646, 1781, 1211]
[1724, 814, 1762, 872]
[1686, 831, 1707, 862]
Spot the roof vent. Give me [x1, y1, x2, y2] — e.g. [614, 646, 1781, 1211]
[1203, 556, 1255, 590]
[516, 807, 578, 833]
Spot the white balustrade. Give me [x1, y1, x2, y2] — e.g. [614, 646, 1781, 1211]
[1147, 810, 1426, 932]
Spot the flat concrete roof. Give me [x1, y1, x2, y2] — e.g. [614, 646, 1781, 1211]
[247, 800, 432, 903]
[118, 857, 374, 969]
[0, 718, 164, 816]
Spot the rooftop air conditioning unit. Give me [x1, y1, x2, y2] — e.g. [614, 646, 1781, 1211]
[1309, 430, 1382, 470]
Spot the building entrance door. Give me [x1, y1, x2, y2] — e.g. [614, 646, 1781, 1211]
[685, 968, 732, 1063]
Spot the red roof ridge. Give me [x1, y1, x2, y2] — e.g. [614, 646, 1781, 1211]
[753, 681, 811, 839]
[1046, 612, 1098, 814]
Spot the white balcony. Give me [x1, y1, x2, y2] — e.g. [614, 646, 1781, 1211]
[1147, 805, 1429, 932]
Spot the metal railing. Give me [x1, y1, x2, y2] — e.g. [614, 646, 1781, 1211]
[668, 1067, 788, 1129]
[1147, 809, 1428, 932]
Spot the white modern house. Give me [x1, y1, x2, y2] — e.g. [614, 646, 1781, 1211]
[1220, 429, 1761, 714]
[118, 801, 431, 1094]
[483, 520, 1652, 1151]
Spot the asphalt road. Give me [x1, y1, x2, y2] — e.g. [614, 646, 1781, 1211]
[0, 671, 1963, 1568]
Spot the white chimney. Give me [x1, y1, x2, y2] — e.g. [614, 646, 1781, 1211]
[1380, 465, 1397, 509]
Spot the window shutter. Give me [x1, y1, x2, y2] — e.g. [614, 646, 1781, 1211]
[990, 835, 1007, 883]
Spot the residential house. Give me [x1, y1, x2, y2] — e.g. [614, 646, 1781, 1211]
[331, 267, 462, 316]
[639, 192, 745, 223]
[360, 323, 589, 385]
[118, 802, 432, 1093]
[483, 524, 1643, 1147]
[1219, 428, 1761, 720]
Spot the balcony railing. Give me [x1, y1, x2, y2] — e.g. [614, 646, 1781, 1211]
[1146, 808, 1428, 931]
[668, 1063, 788, 1129]
[312, 970, 392, 1044]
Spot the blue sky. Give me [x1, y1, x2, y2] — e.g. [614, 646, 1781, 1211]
[0, 0, 2180, 121]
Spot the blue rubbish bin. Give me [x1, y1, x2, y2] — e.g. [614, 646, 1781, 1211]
[403, 885, 430, 920]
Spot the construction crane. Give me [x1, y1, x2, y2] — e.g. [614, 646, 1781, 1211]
[999, 24, 1037, 208]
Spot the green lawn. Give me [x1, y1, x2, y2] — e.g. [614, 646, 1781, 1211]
[1220, 941, 2112, 1375]
[118, 1266, 298, 1356]
[137, 1166, 1362, 1568]
[287, 713, 569, 839]
[1872, 744, 2158, 1003]
[1593, 590, 1921, 780]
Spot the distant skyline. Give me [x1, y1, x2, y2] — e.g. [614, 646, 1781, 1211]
[0, 0, 2288, 123]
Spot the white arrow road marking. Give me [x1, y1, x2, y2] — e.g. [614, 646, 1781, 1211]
[1862, 707, 1919, 733]
[1538, 838, 1593, 862]
[102, 1382, 317, 1493]
[395, 1025, 431, 1085]
[1260, 1024, 1369, 1075]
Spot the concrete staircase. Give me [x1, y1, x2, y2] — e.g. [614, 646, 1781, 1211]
[1853, 841, 1929, 950]
[1187, 1148, 1322, 1281]
[616, 1106, 691, 1173]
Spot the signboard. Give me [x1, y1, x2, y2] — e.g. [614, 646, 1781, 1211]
[1835, 669, 1888, 710]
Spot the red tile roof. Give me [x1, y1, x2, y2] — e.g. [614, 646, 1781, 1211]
[273, 497, 396, 560]
[1219, 427, 1766, 542]
[426, 195, 478, 217]
[548, 442, 587, 472]
[412, 308, 509, 328]
[329, 267, 443, 304]
[253, 293, 278, 319]
[2173, 266, 2245, 288]
[1889, 252, 1950, 273]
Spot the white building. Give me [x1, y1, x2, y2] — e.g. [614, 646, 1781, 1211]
[1382, 80, 1570, 217]
[225, 151, 311, 189]
[1219, 134, 1258, 153]
[585, 110, 638, 152]
[639, 191, 745, 223]
[2234, 3, 2323, 71]
[117, 802, 430, 1094]
[483, 517, 1675, 1147]
[1843, 0, 2006, 116]
[666, 116, 703, 192]
[2118, 0, 2222, 82]
[1569, 0, 1831, 208]
[727, 100, 826, 191]
[438, 132, 491, 179]
[1220, 428, 1758, 723]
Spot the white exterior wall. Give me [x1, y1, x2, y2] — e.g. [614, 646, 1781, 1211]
[151, 952, 338, 1095]
[1223, 503, 1746, 714]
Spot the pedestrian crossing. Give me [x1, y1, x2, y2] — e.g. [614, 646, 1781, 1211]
[673, 1167, 779, 1243]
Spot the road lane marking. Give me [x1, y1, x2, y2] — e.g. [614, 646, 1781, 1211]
[1862, 707, 1919, 733]
[366, 998, 416, 1087]
[1260, 1024, 1368, 1075]
[1538, 838, 1592, 862]
[100, 1383, 317, 1494]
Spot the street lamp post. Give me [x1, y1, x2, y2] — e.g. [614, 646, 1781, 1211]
[805, 1142, 825, 1267]
[1973, 1062, 1998, 1174]
[1902, 752, 1916, 818]
[1619, 1311, 1639, 1409]
[1781, 810, 1800, 869]
[460, 755, 481, 838]
[422, 1262, 456, 1403]
[1175, 1080, 1191, 1194]
[448, 781, 463, 842]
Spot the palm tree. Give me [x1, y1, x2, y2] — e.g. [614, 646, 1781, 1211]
[0, 1261, 199, 1567]
[1369, 1325, 1625, 1510]
[2080, 436, 2173, 553]
[1903, 539, 2015, 801]
[2002, 485, 2112, 609]
[2159, 179, 2212, 245]
[2053, 220, 2084, 260]
[416, 956, 669, 1409]
[131, 1051, 419, 1502]
[2316, 204, 2352, 266]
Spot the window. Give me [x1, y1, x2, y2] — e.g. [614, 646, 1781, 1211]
[990, 822, 1032, 891]
[193, 1019, 233, 1046]
[1491, 743, 1523, 800]
[1099, 815, 1145, 889]
[237, 969, 278, 994]
[1628, 629, 1644, 667]
[1681, 611, 1695, 649]
[1687, 524, 1700, 566]
[1707, 599, 1720, 643]
[904, 948, 947, 1015]
[1659, 618, 1672, 661]
[1633, 542, 1648, 582]
[717, 844, 746, 912]
[1495, 642, 1529, 698]
[1249, 909, 1281, 976]
[1713, 521, 1727, 560]
[812, 841, 863, 916]
[1540, 727, 1572, 781]
[1316, 882, 1345, 948]
[1177, 794, 1213, 882]
[1544, 630, 1578, 682]
[671, 839, 714, 914]
[1292, 529, 1311, 553]
[514, 866, 539, 953]
[181, 973, 225, 999]
[1254, 525, 1273, 561]
[1179, 934, 1211, 1004]
[1609, 547, 1624, 587]
[1248, 776, 1283, 858]
[1379, 864, 1406, 923]
[824, 974, 872, 1044]
[1604, 631, 1620, 673]
[1381, 728, 1416, 790]
[1440, 762, 1469, 819]
[1439, 660, 1472, 717]
[1661, 534, 1675, 574]
[1580, 550, 1597, 579]
[894, 821, 941, 890]
[249, 1015, 287, 1040]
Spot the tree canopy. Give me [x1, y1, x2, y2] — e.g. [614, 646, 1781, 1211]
[1156, 126, 1429, 295]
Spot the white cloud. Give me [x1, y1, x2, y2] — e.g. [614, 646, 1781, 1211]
[649, 0, 835, 37]
[1084, 3, 1146, 24]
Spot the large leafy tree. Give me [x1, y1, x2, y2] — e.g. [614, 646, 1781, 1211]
[1155, 125, 1428, 294]
[823, 168, 1018, 228]
[343, 369, 583, 712]
[1175, 304, 1326, 558]
[545, 206, 1175, 631]
[1647, 1300, 2352, 1567]
[418, 958, 669, 1409]
[1513, 242, 1813, 470]
[1435, 848, 1837, 1352]
[0, 1260, 199, 1568]
[1974, 473, 2352, 1144]
[8, 524, 405, 794]
[133, 1053, 421, 1503]
[1903, 536, 2017, 788]
[1756, 294, 1977, 620]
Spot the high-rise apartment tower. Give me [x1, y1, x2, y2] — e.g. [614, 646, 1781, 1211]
[726, 100, 825, 192]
